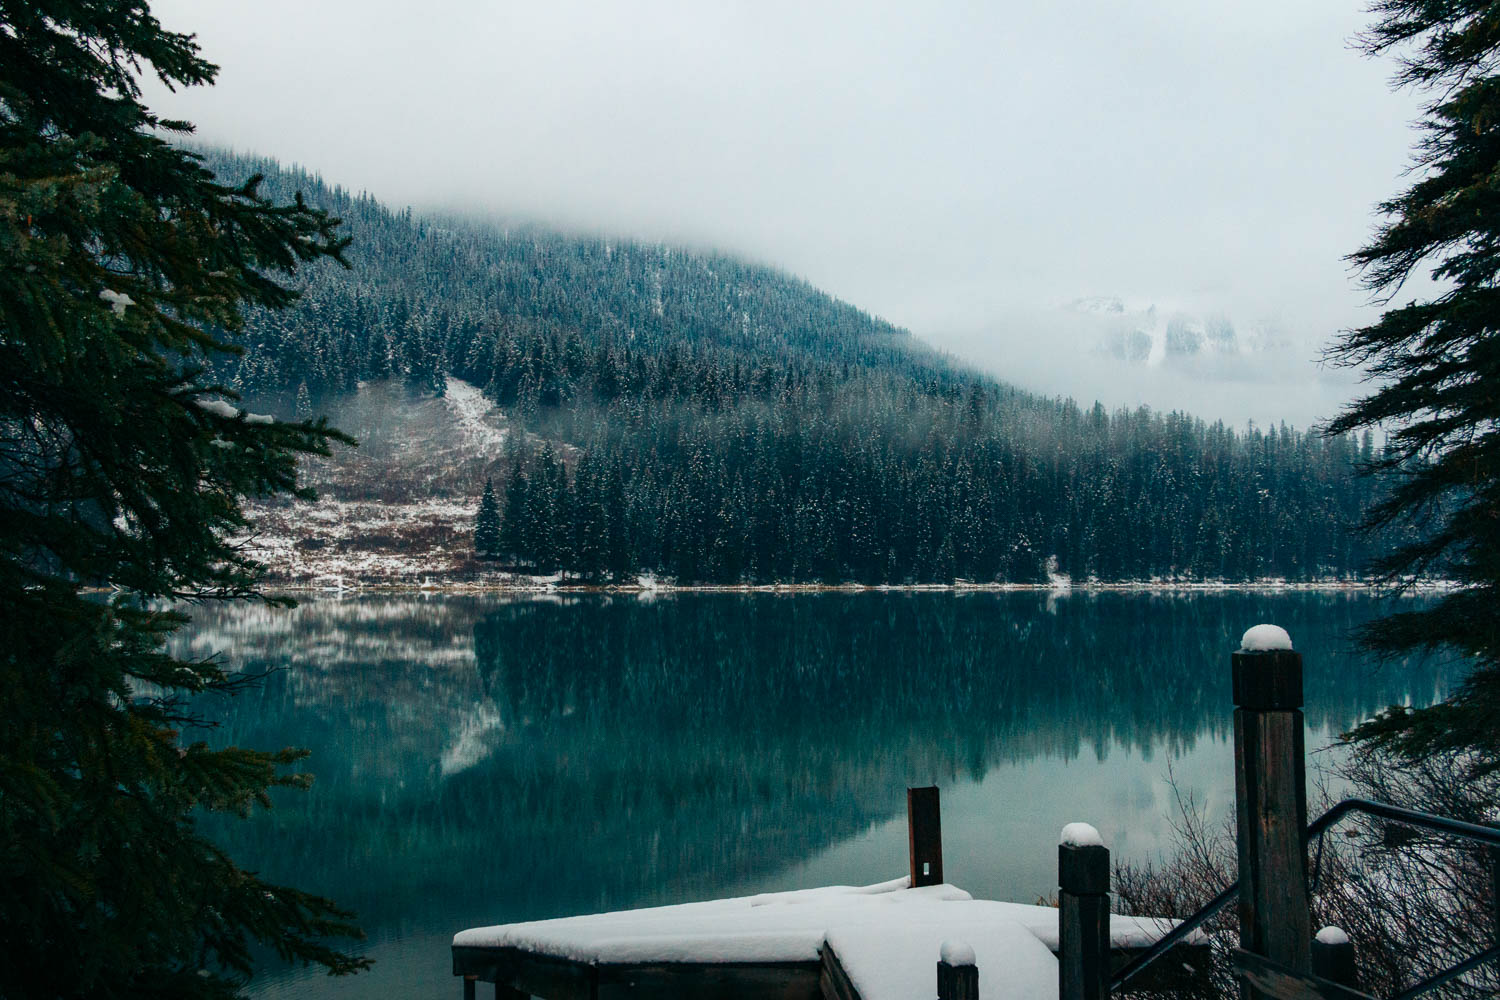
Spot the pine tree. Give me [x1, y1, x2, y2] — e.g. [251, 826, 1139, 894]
[1327, 1, 1500, 771]
[499, 463, 530, 563]
[475, 476, 502, 557]
[0, 4, 366, 997]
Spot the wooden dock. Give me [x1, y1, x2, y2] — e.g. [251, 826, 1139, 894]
[453, 791, 1206, 1000]
[453, 945, 819, 1000]
[453, 629, 1353, 1000]
[453, 902, 1205, 1000]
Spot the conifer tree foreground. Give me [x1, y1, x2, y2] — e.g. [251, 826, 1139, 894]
[0, 3, 367, 997]
[1328, 0, 1500, 771]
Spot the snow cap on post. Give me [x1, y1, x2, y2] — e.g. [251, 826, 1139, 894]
[936, 939, 979, 1000]
[1060, 822, 1103, 847]
[940, 940, 976, 967]
[1232, 624, 1302, 711]
[1241, 624, 1293, 651]
[1312, 925, 1358, 987]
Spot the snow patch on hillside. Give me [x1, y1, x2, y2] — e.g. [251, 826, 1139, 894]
[286, 378, 514, 501]
[445, 378, 509, 453]
[232, 377, 583, 585]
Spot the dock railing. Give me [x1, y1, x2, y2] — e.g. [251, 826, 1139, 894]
[453, 625, 1500, 1000]
[1085, 627, 1500, 1000]
[1107, 796, 1500, 999]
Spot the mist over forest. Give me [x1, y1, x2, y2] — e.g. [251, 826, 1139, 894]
[204, 151, 1397, 586]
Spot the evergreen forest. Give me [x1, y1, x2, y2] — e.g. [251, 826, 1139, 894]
[204, 151, 1394, 585]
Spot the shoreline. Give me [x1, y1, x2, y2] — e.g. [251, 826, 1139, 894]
[263, 577, 1453, 597]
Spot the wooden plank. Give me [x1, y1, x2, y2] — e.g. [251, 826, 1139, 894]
[1231, 949, 1377, 1000]
[1233, 647, 1312, 1000]
[1311, 934, 1357, 989]
[1059, 842, 1110, 1000]
[908, 786, 944, 887]
[1234, 711, 1313, 973]
[1059, 891, 1110, 1000]
[455, 946, 821, 1000]
[936, 959, 979, 1000]
[453, 921, 1209, 999]
[453, 948, 502, 982]
[819, 943, 863, 1000]
[596, 961, 820, 1000]
[1492, 847, 1500, 955]
[1231, 649, 1303, 711]
[452, 946, 597, 1000]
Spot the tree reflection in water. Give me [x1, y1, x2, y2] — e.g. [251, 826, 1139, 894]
[179, 592, 1447, 997]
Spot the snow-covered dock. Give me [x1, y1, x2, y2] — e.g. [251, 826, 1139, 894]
[452, 876, 1203, 1000]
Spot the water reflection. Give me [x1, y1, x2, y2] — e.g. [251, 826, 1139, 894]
[178, 592, 1447, 998]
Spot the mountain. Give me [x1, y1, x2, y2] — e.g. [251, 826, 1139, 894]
[206, 152, 948, 404]
[1066, 297, 1292, 367]
[200, 149, 1393, 586]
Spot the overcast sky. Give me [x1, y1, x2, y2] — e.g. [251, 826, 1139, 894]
[144, 0, 1426, 429]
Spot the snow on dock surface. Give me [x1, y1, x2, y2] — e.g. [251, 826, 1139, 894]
[826, 915, 1056, 1000]
[455, 877, 1192, 999]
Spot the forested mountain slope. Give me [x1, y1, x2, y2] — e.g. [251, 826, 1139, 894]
[203, 150, 1391, 585]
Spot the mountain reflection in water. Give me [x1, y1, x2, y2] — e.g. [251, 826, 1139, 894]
[177, 592, 1449, 999]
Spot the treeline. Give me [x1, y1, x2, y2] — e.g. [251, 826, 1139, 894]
[200, 150, 1396, 583]
[482, 402, 1383, 583]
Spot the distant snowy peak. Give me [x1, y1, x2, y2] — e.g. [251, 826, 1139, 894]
[1069, 295, 1129, 316]
[1064, 296, 1291, 367]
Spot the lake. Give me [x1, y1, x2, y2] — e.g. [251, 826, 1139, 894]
[176, 591, 1450, 999]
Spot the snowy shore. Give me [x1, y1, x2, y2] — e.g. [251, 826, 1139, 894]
[262, 573, 1449, 596]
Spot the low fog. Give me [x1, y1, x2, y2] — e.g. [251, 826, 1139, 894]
[144, 0, 1425, 430]
[938, 300, 1370, 431]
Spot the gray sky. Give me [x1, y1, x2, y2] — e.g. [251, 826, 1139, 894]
[145, 0, 1425, 429]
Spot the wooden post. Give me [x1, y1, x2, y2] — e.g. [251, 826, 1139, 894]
[1484, 807, 1500, 961]
[1312, 927, 1357, 989]
[908, 786, 944, 887]
[463, 974, 477, 1000]
[1233, 638, 1312, 1000]
[1059, 829, 1110, 1000]
[1491, 846, 1500, 953]
[937, 941, 979, 1000]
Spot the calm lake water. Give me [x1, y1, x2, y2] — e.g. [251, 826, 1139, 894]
[177, 591, 1450, 999]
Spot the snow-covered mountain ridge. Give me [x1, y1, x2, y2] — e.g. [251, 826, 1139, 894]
[1066, 296, 1293, 367]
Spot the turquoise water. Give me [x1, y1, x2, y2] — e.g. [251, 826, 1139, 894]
[177, 592, 1450, 998]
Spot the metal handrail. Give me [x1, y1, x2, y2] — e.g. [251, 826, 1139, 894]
[1391, 946, 1500, 1000]
[1306, 798, 1500, 848]
[1110, 880, 1235, 992]
[1110, 797, 1500, 994]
